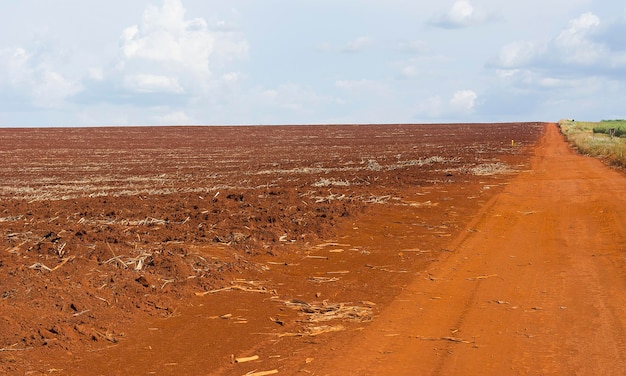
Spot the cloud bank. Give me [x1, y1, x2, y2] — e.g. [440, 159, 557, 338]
[85, 0, 248, 107]
[0, 47, 81, 110]
[1, 1, 626, 125]
[429, 1, 492, 29]
[493, 12, 626, 77]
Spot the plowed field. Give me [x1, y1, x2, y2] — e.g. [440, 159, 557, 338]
[1, 123, 570, 374]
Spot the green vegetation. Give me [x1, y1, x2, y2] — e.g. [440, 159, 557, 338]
[593, 120, 626, 137]
[559, 119, 626, 168]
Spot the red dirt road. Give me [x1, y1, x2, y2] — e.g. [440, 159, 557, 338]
[305, 124, 626, 375]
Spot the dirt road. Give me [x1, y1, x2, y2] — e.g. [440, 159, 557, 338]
[305, 123, 626, 375]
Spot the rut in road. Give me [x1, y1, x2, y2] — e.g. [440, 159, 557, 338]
[312, 123, 626, 375]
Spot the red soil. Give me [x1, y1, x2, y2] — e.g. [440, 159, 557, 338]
[10, 123, 621, 375]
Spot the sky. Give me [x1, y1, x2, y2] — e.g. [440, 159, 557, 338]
[0, 0, 625, 126]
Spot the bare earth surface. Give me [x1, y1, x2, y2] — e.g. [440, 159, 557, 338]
[306, 124, 626, 375]
[1, 122, 625, 375]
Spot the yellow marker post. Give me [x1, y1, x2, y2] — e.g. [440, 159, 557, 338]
[511, 140, 515, 147]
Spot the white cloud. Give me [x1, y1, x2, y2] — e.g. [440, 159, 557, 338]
[493, 12, 626, 73]
[554, 12, 603, 64]
[4, 48, 31, 85]
[497, 41, 544, 68]
[234, 83, 341, 124]
[316, 42, 333, 52]
[222, 72, 241, 82]
[341, 37, 373, 53]
[495, 68, 601, 92]
[430, 1, 491, 29]
[449, 1, 475, 24]
[80, 0, 248, 104]
[401, 65, 419, 78]
[118, 0, 210, 89]
[487, 9, 626, 121]
[120, 0, 215, 76]
[88, 68, 105, 81]
[557, 12, 600, 40]
[155, 110, 194, 125]
[52, 0, 254, 125]
[393, 41, 434, 78]
[450, 89, 477, 112]
[335, 79, 389, 94]
[3, 1, 624, 126]
[32, 71, 81, 108]
[320, 37, 374, 53]
[258, 83, 335, 111]
[415, 89, 477, 119]
[416, 95, 444, 118]
[0, 47, 82, 109]
[396, 40, 430, 54]
[123, 74, 184, 94]
[393, 53, 449, 79]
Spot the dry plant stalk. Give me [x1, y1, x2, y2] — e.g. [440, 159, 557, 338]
[285, 299, 373, 323]
[103, 251, 153, 271]
[235, 355, 259, 363]
[0, 343, 33, 352]
[313, 242, 350, 248]
[277, 299, 372, 338]
[279, 324, 345, 338]
[307, 276, 340, 283]
[466, 274, 498, 281]
[6, 239, 30, 253]
[196, 281, 273, 297]
[414, 335, 473, 344]
[28, 256, 75, 272]
[245, 370, 278, 376]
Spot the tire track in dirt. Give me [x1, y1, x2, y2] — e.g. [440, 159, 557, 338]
[307, 123, 626, 375]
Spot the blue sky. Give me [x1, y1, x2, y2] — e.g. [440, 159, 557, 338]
[1, 0, 625, 126]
